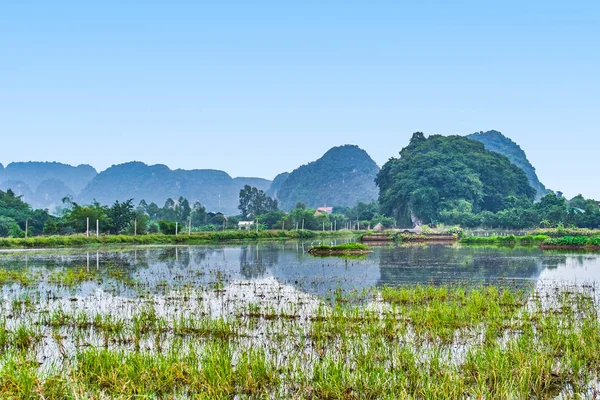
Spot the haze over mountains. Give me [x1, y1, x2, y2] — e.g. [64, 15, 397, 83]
[0, 131, 548, 215]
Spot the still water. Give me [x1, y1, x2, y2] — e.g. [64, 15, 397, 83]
[1, 241, 598, 298]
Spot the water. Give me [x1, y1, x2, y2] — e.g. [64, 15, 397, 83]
[1, 242, 599, 398]
[1, 242, 599, 298]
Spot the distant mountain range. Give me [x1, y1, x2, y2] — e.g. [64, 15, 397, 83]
[78, 162, 271, 214]
[0, 131, 548, 214]
[0, 162, 98, 211]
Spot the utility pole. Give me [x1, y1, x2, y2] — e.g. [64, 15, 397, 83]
[86, 217, 89, 237]
[96, 220, 99, 237]
[25, 220, 28, 239]
[134, 219, 137, 236]
[175, 222, 178, 236]
[188, 218, 191, 236]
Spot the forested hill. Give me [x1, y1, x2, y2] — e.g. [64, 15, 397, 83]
[79, 162, 271, 214]
[377, 133, 535, 226]
[275, 145, 380, 210]
[467, 131, 548, 199]
[0, 162, 97, 210]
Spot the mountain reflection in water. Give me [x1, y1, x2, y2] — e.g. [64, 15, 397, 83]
[1, 243, 599, 298]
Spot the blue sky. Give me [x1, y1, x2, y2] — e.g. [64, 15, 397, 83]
[1, 1, 598, 198]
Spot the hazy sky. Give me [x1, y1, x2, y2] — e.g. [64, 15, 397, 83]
[1, 1, 598, 198]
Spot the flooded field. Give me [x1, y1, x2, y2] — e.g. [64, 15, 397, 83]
[0, 242, 599, 398]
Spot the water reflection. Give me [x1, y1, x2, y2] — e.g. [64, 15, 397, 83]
[0, 243, 599, 298]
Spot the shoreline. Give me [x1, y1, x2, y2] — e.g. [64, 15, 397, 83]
[0, 231, 355, 250]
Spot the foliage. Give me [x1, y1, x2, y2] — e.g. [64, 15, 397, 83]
[542, 236, 600, 247]
[0, 189, 52, 237]
[238, 185, 278, 218]
[309, 242, 370, 251]
[377, 133, 535, 226]
[106, 199, 135, 234]
[158, 220, 178, 235]
[467, 130, 549, 199]
[460, 235, 550, 246]
[0, 230, 352, 249]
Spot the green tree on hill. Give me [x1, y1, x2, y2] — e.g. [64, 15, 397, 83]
[376, 133, 535, 226]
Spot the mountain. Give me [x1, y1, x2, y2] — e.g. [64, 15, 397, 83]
[2, 162, 97, 193]
[34, 179, 75, 210]
[377, 133, 535, 226]
[267, 172, 290, 199]
[232, 177, 271, 193]
[467, 131, 548, 199]
[0, 162, 98, 209]
[0, 180, 34, 202]
[79, 162, 272, 214]
[276, 145, 380, 210]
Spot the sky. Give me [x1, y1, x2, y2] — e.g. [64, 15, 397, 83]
[1, 1, 598, 199]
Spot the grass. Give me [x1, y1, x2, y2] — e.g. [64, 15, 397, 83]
[308, 242, 370, 255]
[0, 274, 597, 398]
[0, 230, 353, 249]
[0, 244, 599, 398]
[460, 234, 550, 246]
[541, 235, 600, 248]
[532, 227, 600, 237]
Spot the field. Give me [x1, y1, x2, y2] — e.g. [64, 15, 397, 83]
[0, 254, 598, 399]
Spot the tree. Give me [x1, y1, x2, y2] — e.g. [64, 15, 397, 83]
[145, 202, 161, 220]
[158, 220, 177, 235]
[161, 198, 177, 221]
[536, 194, 568, 226]
[238, 185, 278, 218]
[191, 201, 207, 227]
[43, 219, 59, 235]
[61, 197, 109, 233]
[107, 199, 135, 234]
[176, 197, 191, 222]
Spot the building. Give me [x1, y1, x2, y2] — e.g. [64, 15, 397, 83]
[238, 221, 255, 230]
[314, 207, 333, 216]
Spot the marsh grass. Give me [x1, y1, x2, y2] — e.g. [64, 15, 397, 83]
[308, 242, 371, 257]
[460, 234, 550, 246]
[0, 261, 598, 398]
[542, 235, 600, 248]
[0, 230, 353, 249]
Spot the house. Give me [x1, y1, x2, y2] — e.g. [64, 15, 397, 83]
[314, 207, 333, 216]
[238, 221, 255, 230]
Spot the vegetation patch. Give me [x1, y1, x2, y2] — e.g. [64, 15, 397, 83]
[460, 234, 550, 246]
[0, 279, 598, 398]
[308, 242, 371, 256]
[540, 235, 600, 250]
[0, 230, 352, 249]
